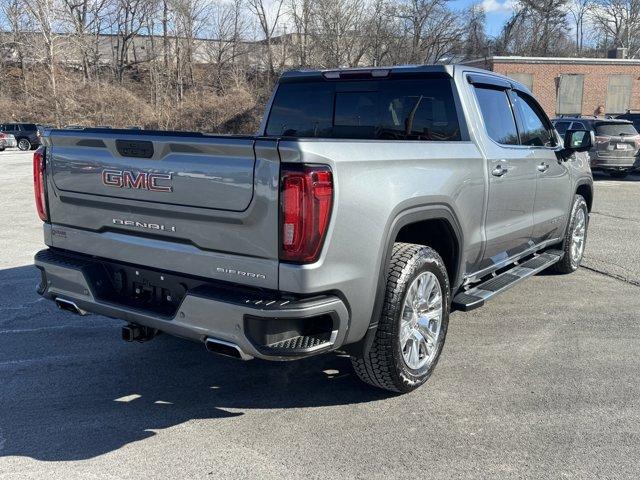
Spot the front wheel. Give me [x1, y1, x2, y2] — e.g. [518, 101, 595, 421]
[551, 194, 588, 274]
[351, 243, 450, 393]
[17, 138, 31, 151]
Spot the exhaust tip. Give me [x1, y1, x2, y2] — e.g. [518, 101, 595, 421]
[205, 338, 253, 360]
[55, 298, 88, 316]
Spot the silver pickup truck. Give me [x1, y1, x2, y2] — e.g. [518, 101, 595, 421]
[34, 65, 593, 393]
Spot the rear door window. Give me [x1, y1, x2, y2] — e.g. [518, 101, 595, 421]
[266, 78, 462, 141]
[474, 87, 519, 145]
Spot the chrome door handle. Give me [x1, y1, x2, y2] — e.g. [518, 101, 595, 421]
[537, 162, 550, 172]
[491, 164, 508, 177]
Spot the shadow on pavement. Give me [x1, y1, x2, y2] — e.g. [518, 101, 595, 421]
[0, 265, 390, 462]
[592, 171, 640, 182]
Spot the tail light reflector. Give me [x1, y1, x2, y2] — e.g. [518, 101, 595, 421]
[595, 135, 608, 144]
[280, 164, 333, 263]
[33, 147, 48, 221]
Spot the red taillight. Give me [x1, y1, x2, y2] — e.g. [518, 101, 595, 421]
[280, 164, 333, 263]
[595, 136, 609, 144]
[33, 147, 48, 221]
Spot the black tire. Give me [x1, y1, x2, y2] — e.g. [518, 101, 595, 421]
[17, 138, 31, 151]
[551, 194, 588, 274]
[351, 243, 450, 393]
[609, 170, 629, 179]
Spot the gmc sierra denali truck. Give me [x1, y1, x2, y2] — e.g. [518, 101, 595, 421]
[34, 65, 594, 393]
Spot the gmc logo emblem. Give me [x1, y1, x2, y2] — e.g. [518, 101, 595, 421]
[101, 169, 172, 192]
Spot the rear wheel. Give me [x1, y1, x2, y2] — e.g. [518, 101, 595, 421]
[552, 195, 588, 274]
[17, 138, 31, 151]
[351, 243, 450, 393]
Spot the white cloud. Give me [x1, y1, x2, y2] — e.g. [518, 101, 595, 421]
[481, 0, 518, 13]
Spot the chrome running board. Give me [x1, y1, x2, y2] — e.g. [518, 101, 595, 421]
[452, 250, 563, 312]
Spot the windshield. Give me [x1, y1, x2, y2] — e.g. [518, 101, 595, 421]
[265, 78, 461, 141]
[595, 122, 638, 136]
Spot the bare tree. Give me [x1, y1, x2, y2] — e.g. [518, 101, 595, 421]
[22, 0, 62, 124]
[0, 0, 32, 93]
[392, 0, 464, 63]
[520, 0, 570, 55]
[61, 0, 109, 80]
[204, 0, 249, 92]
[568, 0, 592, 54]
[246, 0, 285, 80]
[496, 1, 574, 56]
[591, 0, 640, 56]
[464, 2, 487, 58]
[111, 0, 152, 82]
[172, 0, 209, 94]
[288, 0, 314, 67]
[313, 0, 366, 67]
[362, 0, 394, 66]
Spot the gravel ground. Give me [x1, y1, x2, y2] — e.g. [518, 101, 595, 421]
[1, 150, 639, 479]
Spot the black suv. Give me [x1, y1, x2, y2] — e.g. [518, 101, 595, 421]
[0, 123, 41, 151]
[552, 116, 639, 178]
[616, 111, 640, 133]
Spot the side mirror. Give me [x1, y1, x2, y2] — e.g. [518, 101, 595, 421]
[564, 129, 593, 152]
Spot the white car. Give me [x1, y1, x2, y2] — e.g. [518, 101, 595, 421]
[0, 132, 17, 151]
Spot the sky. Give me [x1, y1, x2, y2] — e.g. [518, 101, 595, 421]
[450, 0, 517, 37]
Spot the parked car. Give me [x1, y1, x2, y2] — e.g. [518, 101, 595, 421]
[0, 132, 17, 151]
[0, 123, 41, 151]
[552, 116, 640, 178]
[34, 65, 593, 393]
[616, 110, 640, 132]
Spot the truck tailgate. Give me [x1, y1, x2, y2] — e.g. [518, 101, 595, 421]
[50, 132, 255, 211]
[44, 131, 280, 289]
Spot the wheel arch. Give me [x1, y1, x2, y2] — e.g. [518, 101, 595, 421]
[343, 204, 464, 357]
[575, 181, 593, 212]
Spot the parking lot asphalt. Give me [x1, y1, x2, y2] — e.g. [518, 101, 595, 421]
[1, 150, 639, 479]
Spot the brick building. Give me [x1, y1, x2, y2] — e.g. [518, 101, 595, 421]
[463, 56, 640, 118]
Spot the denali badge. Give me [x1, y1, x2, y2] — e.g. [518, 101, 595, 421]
[113, 218, 176, 232]
[102, 169, 172, 192]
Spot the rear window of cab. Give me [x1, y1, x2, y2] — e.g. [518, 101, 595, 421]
[265, 78, 462, 141]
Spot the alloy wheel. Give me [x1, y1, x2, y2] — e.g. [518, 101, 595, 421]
[399, 271, 443, 370]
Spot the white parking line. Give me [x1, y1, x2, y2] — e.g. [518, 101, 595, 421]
[0, 324, 114, 335]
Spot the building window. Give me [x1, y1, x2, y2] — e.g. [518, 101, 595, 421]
[606, 74, 633, 114]
[556, 74, 584, 116]
[506, 73, 533, 92]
